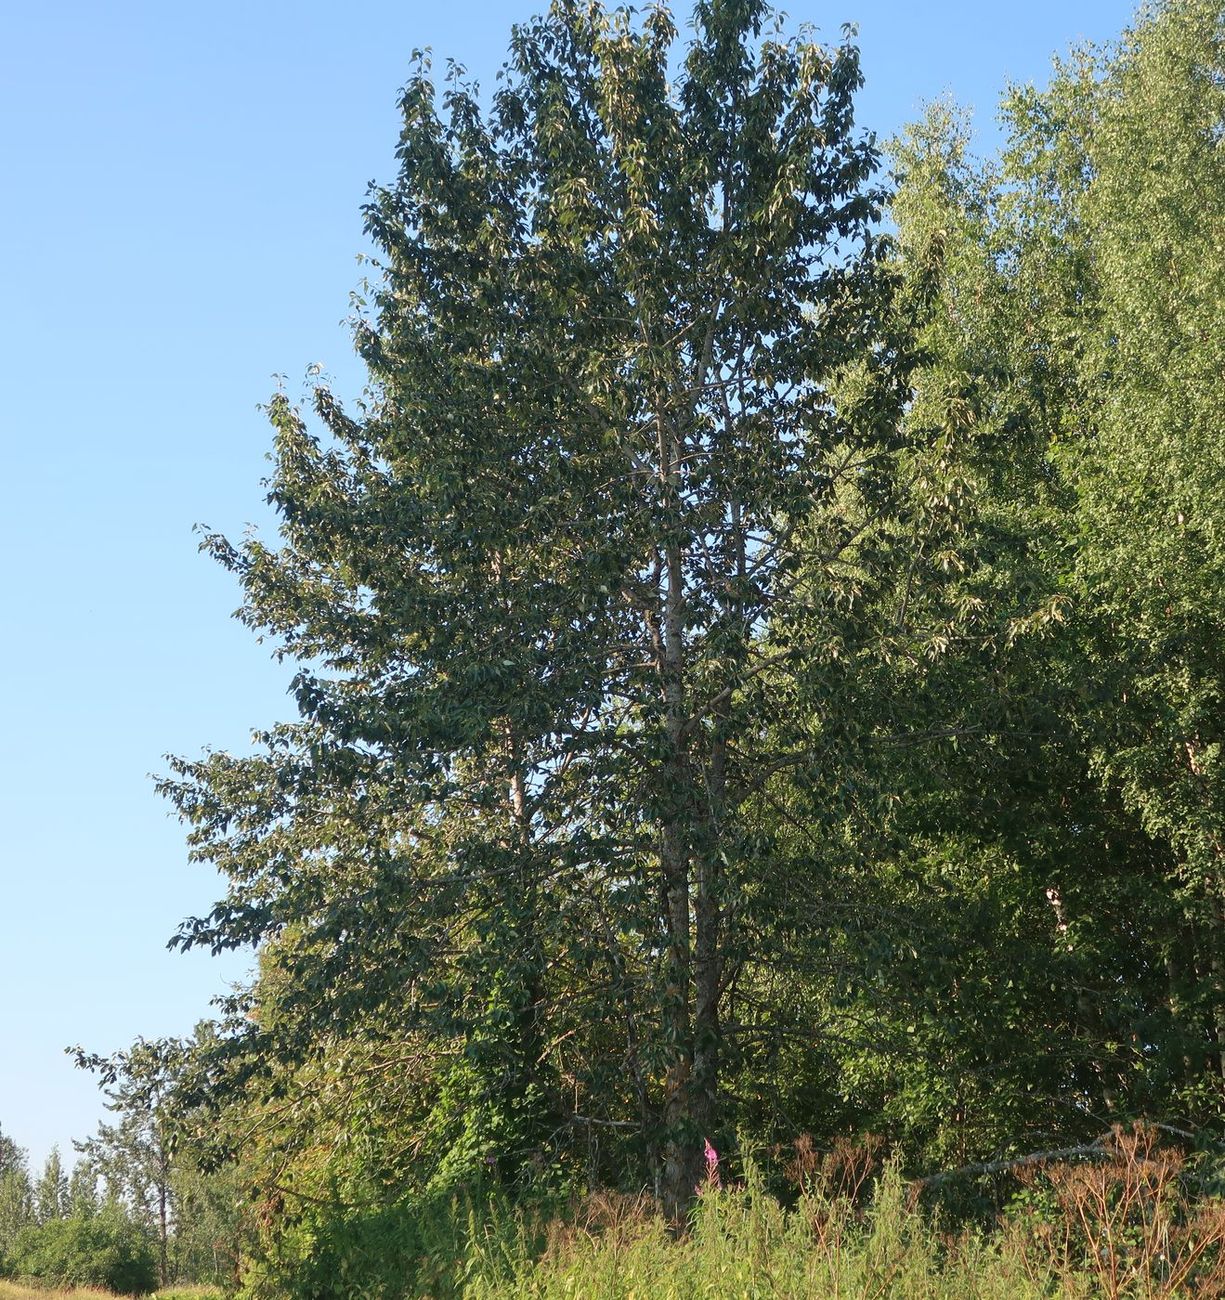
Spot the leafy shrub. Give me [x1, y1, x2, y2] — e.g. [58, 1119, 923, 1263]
[240, 1185, 531, 1300]
[8, 1205, 157, 1295]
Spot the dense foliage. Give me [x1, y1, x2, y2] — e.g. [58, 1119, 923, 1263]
[860, 0, 1225, 1158]
[5, 1207, 157, 1296]
[23, 0, 1225, 1294]
[456, 1128, 1225, 1299]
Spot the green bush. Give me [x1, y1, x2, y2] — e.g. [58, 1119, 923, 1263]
[241, 1185, 545, 1300]
[8, 1204, 157, 1295]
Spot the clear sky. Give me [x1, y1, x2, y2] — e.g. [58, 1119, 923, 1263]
[0, 0, 1130, 1174]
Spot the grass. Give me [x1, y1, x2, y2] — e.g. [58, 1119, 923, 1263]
[0, 1284, 119, 1300]
[0, 1284, 224, 1300]
[148, 1289, 227, 1300]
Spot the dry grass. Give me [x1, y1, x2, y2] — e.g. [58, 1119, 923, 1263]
[0, 1284, 224, 1300]
[0, 1283, 121, 1300]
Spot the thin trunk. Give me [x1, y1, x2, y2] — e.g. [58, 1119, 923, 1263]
[691, 498, 742, 1179]
[1184, 742, 1225, 1079]
[1166, 942, 1196, 1082]
[593, 895, 655, 1188]
[691, 808, 720, 1153]
[660, 535, 698, 1223]
[493, 543, 548, 1175]
[157, 1154, 169, 1288]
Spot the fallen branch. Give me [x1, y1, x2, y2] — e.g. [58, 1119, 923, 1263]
[917, 1138, 1110, 1187]
[918, 1120, 1203, 1188]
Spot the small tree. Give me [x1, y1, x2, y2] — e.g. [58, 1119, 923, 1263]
[0, 1125, 22, 1182]
[73, 1039, 180, 1286]
[67, 1158, 99, 1219]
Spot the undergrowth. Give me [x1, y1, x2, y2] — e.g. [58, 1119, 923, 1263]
[464, 1164, 1051, 1299]
[459, 1125, 1225, 1299]
[231, 1124, 1225, 1298]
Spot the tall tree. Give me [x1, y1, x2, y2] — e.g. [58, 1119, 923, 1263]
[969, 0, 1225, 1109]
[163, 0, 915, 1218]
[1066, 0, 1225, 1086]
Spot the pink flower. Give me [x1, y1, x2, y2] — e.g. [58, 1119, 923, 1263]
[702, 1138, 720, 1191]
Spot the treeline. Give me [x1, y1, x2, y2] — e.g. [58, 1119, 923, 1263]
[66, 0, 1225, 1295]
[0, 1047, 238, 1295]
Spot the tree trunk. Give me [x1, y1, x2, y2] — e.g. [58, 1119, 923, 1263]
[502, 718, 550, 1179]
[157, 1154, 170, 1288]
[660, 811, 698, 1224]
[655, 360, 705, 1219]
[660, 526, 699, 1222]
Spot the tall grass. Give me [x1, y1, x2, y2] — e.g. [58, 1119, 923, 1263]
[456, 1125, 1225, 1299]
[463, 1165, 1055, 1299]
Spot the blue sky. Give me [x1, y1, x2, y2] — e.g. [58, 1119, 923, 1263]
[0, 0, 1130, 1173]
